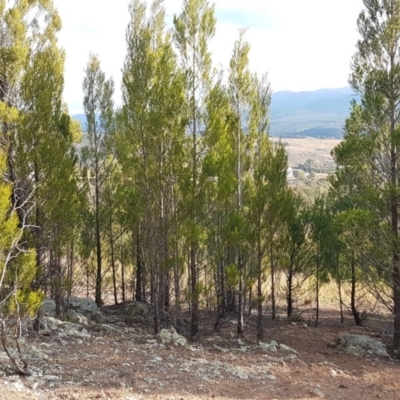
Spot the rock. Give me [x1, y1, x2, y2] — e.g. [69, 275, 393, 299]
[62, 322, 91, 338]
[279, 343, 299, 356]
[259, 341, 278, 352]
[39, 298, 56, 316]
[313, 388, 325, 398]
[27, 346, 51, 361]
[156, 327, 187, 347]
[67, 311, 89, 326]
[90, 310, 106, 324]
[230, 367, 248, 380]
[41, 317, 91, 339]
[43, 316, 64, 331]
[336, 334, 388, 357]
[67, 296, 98, 313]
[95, 324, 121, 333]
[125, 301, 151, 317]
[43, 375, 61, 382]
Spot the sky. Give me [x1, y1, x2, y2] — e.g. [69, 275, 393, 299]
[54, 0, 364, 115]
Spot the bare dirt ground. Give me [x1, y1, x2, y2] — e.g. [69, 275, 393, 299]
[0, 305, 399, 400]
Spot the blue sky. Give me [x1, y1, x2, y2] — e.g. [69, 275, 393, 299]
[54, 0, 363, 114]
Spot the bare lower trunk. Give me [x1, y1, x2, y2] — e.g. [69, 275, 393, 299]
[257, 271, 263, 342]
[336, 256, 344, 324]
[351, 260, 361, 326]
[393, 266, 400, 353]
[237, 251, 244, 336]
[152, 271, 160, 335]
[173, 243, 181, 325]
[110, 225, 118, 305]
[135, 231, 143, 302]
[214, 253, 226, 332]
[271, 244, 276, 320]
[287, 267, 293, 318]
[190, 245, 199, 337]
[121, 245, 126, 303]
[315, 258, 319, 327]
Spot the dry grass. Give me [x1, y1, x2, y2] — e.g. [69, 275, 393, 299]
[271, 137, 341, 169]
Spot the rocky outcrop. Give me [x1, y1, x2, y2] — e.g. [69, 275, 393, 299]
[334, 334, 388, 357]
[67, 296, 98, 313]
[66, 310, 90, 326]
[39, 316, 91, 338]
[39, 298, 56, 316]
[156, 327, 187, 347]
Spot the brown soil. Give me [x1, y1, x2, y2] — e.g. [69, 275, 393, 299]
[0, 306, 399, 400]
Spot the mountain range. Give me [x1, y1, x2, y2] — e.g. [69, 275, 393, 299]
[270, 86, 358, 138]
[72, 87, 358, 139]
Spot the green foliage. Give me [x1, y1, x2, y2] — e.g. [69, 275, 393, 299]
[8, 289, 44, 318]
[0, 151, 40, 317]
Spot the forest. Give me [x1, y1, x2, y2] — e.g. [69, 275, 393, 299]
[1, 0, 400, 378]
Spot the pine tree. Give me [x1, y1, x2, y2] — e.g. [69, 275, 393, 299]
[121, 0, 185, 332]
[331, 0, 400, 353]
[82, 53, 115, 307]
[173, 0, 216, 337]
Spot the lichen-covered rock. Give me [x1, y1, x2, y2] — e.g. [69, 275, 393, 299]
[67, 296, 98, 313]
[259, 341, 278, 352]
[156, 327, 187, 347]
[39, 298, 56, 316]
[90, 310, 106, 323]
[67, 310, 89, 326]
[43, 316, 64, 331]
[124, 301, 151, 316]
[336, 334, 388, 357]
[279, 343, 299, 356]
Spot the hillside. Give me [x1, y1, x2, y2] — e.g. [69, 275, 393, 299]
[270, 86, 358, 138]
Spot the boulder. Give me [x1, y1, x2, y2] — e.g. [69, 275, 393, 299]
[67, 296, 98, 313]
[67, 310, 89, 326]
[259, 341, 278, 352]
[43, 316, 64, 331]
[90, 310, 106, 324]
[39, 298, 56, 316]
[40, 317, 91, 338]
[124, 301, 151, 317]
[156, 327, 187, 347]
[336, 334, 388, 357]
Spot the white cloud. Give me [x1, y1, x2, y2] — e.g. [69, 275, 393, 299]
[53, 0, 363, 114]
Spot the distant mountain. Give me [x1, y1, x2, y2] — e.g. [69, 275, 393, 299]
[270, 87, 358, 138]
[73, 87, 358, 140]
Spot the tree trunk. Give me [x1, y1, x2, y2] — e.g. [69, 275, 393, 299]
[110, 219, 118, 305]
[135, 230, 143, 302]
[336, 256, 344, 325]
[391, 135, 400, 352]
[350, 260, 361, 326]
[190, 245, 199, 337]
[237, 251, 244, 336]
[173, 241, 181, 325]
[95, 204, 102, 307]
[257, 271, 263, 342]
[152, 268, 160, 335]
[67, 242, 74, 301]
[315, 256, 320, 327]
[270, 243, 276, 320]
[121, 235, 126, 303]
[287, 266, 293, 318]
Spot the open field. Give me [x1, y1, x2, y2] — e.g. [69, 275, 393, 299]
[271, 137, 341, 170]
